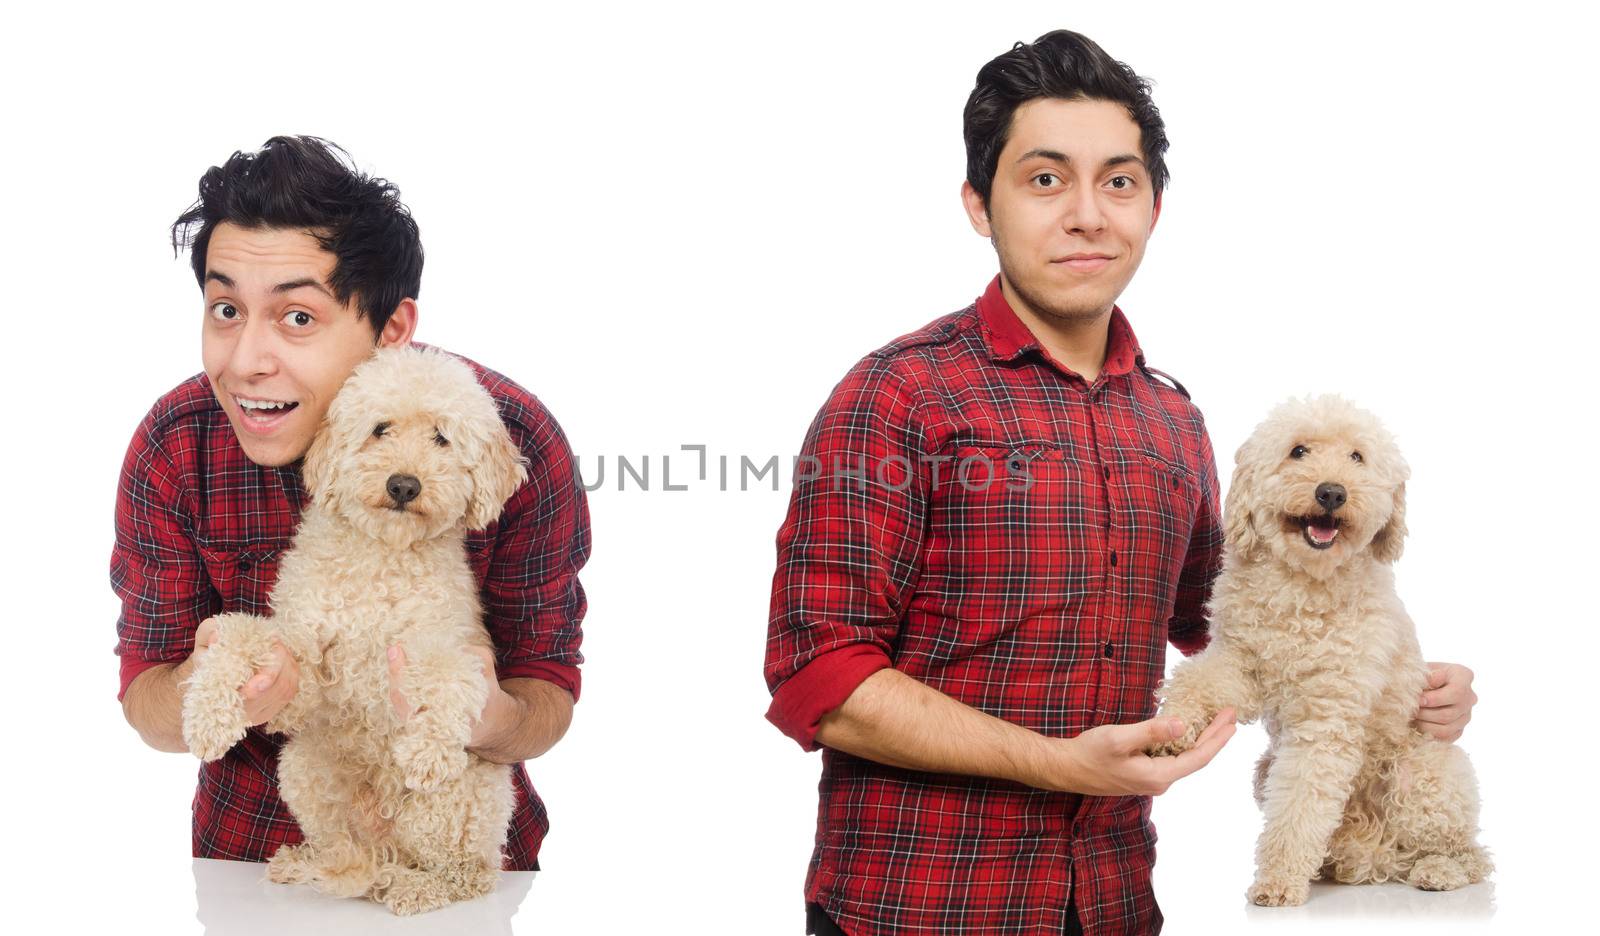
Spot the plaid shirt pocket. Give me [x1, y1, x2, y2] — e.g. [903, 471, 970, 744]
[197, 545, 281, 616]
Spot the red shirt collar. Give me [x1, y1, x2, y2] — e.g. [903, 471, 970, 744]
[975, 274, 1143, 378]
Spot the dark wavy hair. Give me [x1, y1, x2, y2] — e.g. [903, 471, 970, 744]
[170, 135, 423, 336]
[964, 30, 1169, 208]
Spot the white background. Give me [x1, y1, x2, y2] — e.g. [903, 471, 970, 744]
[3, 1, 1595, 933]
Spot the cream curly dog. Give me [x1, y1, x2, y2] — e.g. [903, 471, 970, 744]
[180, 345, 529, 915]
[1152, 395, 1490, 906]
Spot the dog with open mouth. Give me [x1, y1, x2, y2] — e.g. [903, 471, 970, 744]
[1148, 395, 1490, 906]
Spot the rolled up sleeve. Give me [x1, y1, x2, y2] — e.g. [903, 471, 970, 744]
[484, 395, 591, 702]
[764, 356, 929, 751]
[111, 419, 215, 702]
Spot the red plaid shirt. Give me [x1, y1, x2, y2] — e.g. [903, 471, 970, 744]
[112, 346, 589, 871]
[765, 276, 1221, 934]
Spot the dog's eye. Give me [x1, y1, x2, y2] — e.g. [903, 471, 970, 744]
[1351, 451, 1364, 463]
[1290, 445, 1308, 459]
[434, 429, 449, 447]
[373, 422, 391, 438]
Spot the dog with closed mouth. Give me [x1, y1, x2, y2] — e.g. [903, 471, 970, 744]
[180, 345, 529, 915]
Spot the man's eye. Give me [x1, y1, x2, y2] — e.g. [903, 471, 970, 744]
[373, 422, 391, 438]
[1034, 173, 1060, 188]
[285, 310, 314, 328]
[1108, 175, 1134, 190]
[208, 301, 240, 322]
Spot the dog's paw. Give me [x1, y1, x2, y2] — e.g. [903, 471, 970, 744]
[393, 734, 468, 792]
[267, 843, 320, 885]
[381, 870, 455, 916]
[184, 717, 247, 762]
[182, 688, 250, 762]
[1145, 717, 1204, 758]
[1146, 737, 1193, 758]
[1248, 873, 1310, 907]
[1407, 854, 1470, 891]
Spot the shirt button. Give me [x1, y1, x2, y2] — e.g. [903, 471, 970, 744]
[236, 559, 250, 572]
[1102, 466, 1111, 480]
[1109, 550, 1118, 567]
[1103, 641, 1115, 659]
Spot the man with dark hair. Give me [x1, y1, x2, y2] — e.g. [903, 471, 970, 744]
[115, 135, 589, 872]
[764, 31, 1478, 933]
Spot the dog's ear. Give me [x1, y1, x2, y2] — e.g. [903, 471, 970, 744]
[299, 361, 371, 508]
[299, 415, 339, 506]
[466, 423, 530, 530]
[1222, 456, 1260, 558]
[1370, 481, 1407, 564]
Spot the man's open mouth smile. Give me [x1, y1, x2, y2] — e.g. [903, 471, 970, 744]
[234, 395, 300, 431]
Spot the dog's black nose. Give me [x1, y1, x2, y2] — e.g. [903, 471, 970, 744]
[386, 473, 422, 506]
[1315, 482, 1347, 512]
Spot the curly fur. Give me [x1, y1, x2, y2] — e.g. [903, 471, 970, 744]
[1152, 395, 1490, 906]
[180, 346, 529, 915]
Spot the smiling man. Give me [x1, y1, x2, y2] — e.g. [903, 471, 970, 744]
[114, 136, 590, 871]
[763, 31, 1478, 934]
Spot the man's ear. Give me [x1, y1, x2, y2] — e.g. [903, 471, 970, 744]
[1222, 451, 1260, 558]
[1150, 191, 1162, 234]
[1370, 481, 1408, 564]
[466, 424, 530, 531]
[377, 298, 418, 348]
[961, 180, 993, 238]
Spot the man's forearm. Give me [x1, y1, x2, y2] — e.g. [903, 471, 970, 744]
[466, 677, 575, 764]
[815, 668, 1063, 789]
[128, 661, 572, 762]
[122, 661, 195, 754]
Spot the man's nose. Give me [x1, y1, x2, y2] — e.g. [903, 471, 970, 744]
[228, 315, 280, 378]
[1061, 181, 1107, 234]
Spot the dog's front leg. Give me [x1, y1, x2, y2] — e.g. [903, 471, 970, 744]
[1248, 730, 1366, 907]
[390, 641, 491, 792]
[262, 658, 319, 737]
[180, 612, 285, 761]
[1149, 638, 1261, 756]
[260, 628, 321, 738]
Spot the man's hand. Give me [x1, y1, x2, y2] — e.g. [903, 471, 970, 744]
[1416, 662, 1476, 742]
[1033, 708, 1237, 796]
[386, 644, 512, 749]
[816, 668, 1236, 797]
[184, 615, 301, 729]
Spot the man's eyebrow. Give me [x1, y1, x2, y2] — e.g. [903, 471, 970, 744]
[204, 270, 334, 298]
[270, 277, 335, 298]
[1016, 148, 1071, 165]
[1014, 149, 1148, 172]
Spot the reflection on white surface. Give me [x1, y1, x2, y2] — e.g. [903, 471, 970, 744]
[1243, 880, 1497, 923]
[192, 858, 535, 934]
